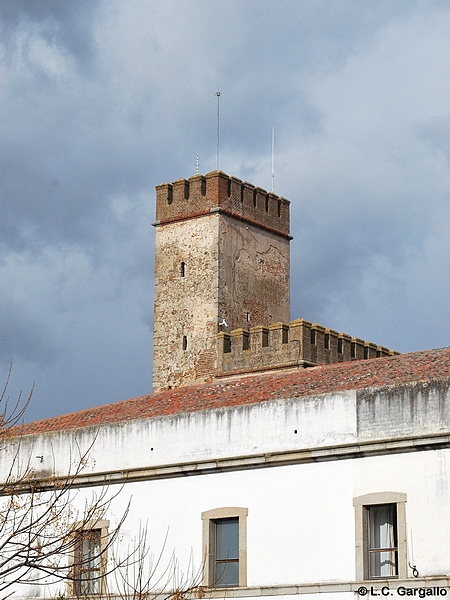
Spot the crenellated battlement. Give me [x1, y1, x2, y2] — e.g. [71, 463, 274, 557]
[155, 171, 290, 237]
[217, 319, 398, 376]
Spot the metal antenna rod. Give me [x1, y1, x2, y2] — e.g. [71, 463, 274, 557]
[196, 153, 199, 175]
[271, 126, 275, 193]
[216, 88, 221, 170]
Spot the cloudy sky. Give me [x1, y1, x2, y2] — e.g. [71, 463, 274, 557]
[1, 0, 449, 423]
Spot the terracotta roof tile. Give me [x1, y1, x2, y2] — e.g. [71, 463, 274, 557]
[11, 346, 450, 437]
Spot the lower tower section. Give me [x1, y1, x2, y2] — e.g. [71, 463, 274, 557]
[152, 211, 220, 392]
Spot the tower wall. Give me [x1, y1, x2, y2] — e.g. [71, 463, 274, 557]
[153, 214, 220, 392]
[218, 214, 290, 330]
[153, 171, 292, 392]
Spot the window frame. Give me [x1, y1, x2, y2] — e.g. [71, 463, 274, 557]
[68, 520, 109, 597]
[201, 507, 248, 588]
[366, 503, 398, 579]
[353, 493, 407, 581]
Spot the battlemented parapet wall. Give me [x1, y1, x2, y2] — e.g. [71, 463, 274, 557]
[217, 319, 398, 376]
[155, 170, 290, 238]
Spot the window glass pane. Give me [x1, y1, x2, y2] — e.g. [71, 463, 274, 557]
[369, 551, 397, 578]
[215, 518, 238, 560]
[81, 531, 101, 568]
[214, 560, 239, 587]
[369, 506, 396, 550]
[79, 575, 100, 595]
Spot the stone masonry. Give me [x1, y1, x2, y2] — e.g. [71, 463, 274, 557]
[152, 170, 397, 392]
[152, 171, 291, 392]
[217, 318, 397, 377]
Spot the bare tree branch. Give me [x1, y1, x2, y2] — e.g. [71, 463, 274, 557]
[0, 368, 204, 600]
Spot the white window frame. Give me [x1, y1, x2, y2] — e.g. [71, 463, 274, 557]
[201, 507, 248, 588]
[353, 493, 407, 581]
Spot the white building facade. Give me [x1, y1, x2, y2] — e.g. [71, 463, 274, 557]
[3, 347, 450, 600]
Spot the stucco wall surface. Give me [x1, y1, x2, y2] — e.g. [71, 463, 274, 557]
[5, 449, 450, 598]
[356, 380, 449, 440]
[1, 389, 357, 479]
[2, 380, 449, 482]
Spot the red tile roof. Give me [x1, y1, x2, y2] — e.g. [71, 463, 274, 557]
[11, 346, 450, 437]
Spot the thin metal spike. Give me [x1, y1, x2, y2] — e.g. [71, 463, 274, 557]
[216, 88, 221, 170]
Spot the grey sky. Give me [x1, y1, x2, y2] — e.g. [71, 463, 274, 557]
[1, 0, 449, 422]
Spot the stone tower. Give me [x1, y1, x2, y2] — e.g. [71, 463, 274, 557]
[152, 171, 291, 392]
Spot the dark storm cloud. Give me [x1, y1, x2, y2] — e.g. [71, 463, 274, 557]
[0, 300, 58, 364]
[0, 0, 99, 66]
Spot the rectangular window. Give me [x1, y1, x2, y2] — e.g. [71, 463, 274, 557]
[354, 493, 407, 581]
[201, 507, 247, 588]
[212, 518, 239, 587]
[74, 529, 102, 595]
[366, 504, 398, 578]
